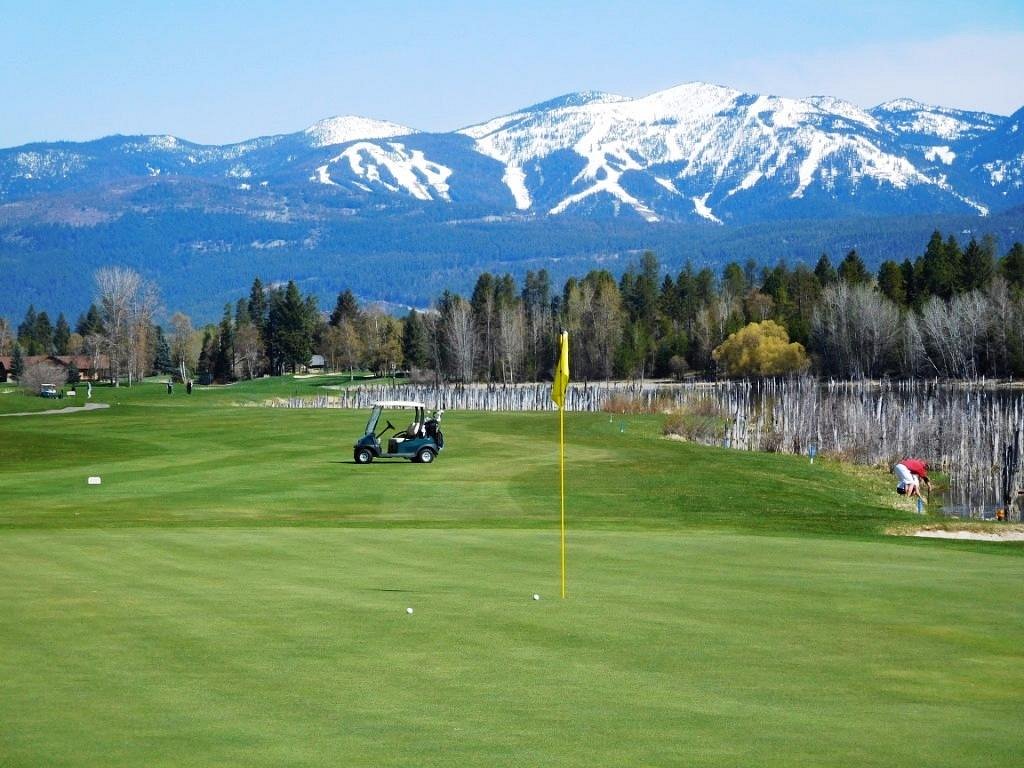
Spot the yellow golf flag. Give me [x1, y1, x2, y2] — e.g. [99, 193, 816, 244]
[552, 331, 569, 409]
[552, 331, 569, 598]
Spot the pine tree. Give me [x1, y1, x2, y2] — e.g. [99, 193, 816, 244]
[814, 253, 837, 286]
[471, 273, 497, 380]
[402, 310, 429, 369]
[961, 237, 994, 291]
[11, 344, 25, 379]
[920, 230, 958, 299]
[269, 281, 316, 374]
[247, 277, 268, 329]
[234, 298, 250, 331]
[900, 259, 918, 306]
[329, 289, 360, 327]
[721, 262, 747, 297]
[785, 265, 821, 346]
[1000, 242, 1024, 290]
[76, 304, 104, 336]
[197, 329, 215, 379]
[658, 274, 680, 324]
[877, 260, 906, 305]
[33, 311, 54, 355]
[214, 304, 235, 382]
[761, 262, 793, 319]
[838, 250, 870, 285]
[153, 325, 174, 374]
[54, 313, 71, 355]
[17, 305, 39, 355]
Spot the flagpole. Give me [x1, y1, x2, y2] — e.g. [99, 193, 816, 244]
[560, 403, 566, 599]
[552, 330, 569, 600]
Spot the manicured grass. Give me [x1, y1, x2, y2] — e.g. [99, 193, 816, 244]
[1, 380, 1022, 767]
[1, 378, 907, 535]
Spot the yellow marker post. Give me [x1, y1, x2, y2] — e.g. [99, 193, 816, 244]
[551, 331, 570, 598]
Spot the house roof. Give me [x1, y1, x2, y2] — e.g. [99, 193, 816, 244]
[20, 354, 110, 369]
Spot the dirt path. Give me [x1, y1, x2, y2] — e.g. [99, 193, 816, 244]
[0, 403, 110, 417]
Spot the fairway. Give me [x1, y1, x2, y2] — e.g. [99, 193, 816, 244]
[2, 379, 1022, 767]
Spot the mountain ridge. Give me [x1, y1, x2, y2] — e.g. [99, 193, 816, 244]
[2, 81, 1021, 224]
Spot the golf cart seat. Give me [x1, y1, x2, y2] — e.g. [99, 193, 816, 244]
[404, 421, 421, 439]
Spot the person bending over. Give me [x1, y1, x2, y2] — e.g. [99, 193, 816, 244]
[894, 457, 931, 497]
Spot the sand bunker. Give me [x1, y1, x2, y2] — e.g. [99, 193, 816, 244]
[0, 403, 110, 417]
[912, 529, 1024, 542]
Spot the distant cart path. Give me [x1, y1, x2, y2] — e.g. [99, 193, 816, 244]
[0, 403, 110, 417]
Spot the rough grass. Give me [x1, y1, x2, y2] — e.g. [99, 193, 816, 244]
[1, 378, 1022, 767]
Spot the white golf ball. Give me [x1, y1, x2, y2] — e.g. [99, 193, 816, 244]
[406, 607, 414, 614]
[532, 594, 540, 601]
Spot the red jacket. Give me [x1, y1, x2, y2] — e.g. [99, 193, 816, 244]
[901, 458, 929, 479]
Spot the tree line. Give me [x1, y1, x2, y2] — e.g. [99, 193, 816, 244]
[2, 230, 1023, 384]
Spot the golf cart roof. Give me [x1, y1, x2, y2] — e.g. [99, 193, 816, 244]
[372, 400, 426, 409]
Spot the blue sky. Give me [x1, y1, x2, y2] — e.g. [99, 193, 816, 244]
[2, 0, 1022, 148]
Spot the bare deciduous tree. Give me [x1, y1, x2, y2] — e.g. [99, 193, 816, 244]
[898, 312, 924, 376]
[443, 296, 476, 383]
[497, 301, 526, 384]
[918, 291, 990, 378]
[321, 320, 363, 380]
[812, 283, 900, 378]
[0, 317, 13, 356]
[235, 323, 264, 380]
[18, 361, 65, 392]
[170, 312, 196, 382]
[94, 267, 158, 385]
[693, 295, 739, 372]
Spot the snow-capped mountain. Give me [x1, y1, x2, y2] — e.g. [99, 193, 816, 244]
[1, 82, 1022, 225]
[451, 83, 1024, 222]
[303, 115, 416, 148]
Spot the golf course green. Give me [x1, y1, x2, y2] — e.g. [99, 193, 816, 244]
[1, 378, 1021, 767]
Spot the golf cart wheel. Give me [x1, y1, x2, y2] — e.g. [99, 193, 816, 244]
[354, 447, 374, 464]
[416, 447, 436, 464]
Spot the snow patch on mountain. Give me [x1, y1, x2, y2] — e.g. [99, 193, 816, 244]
[924, 146, 956, 165]
[502, 165, 531, 209]
[872, 100, 1001, 141]
[520, 91, 630, 113]
[982, 159, 1023, 192]
[804, 96, 881, 132]
[875, 98, 930, 113]
[692, 193, 722, 224]
[13, 150, 88, 179]
[929, 172, 989, 215]
[147, 135, 180, 150]
[654, 177, 679, 194]
[314, 141, 452, 201]
[304, 116, 417, 148]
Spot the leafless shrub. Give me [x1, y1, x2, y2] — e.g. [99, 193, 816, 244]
[407, 367, 439, 385]
[602, 393, 676, 414]
[663, 397, 729, 441]
[19, 362, 66, 393]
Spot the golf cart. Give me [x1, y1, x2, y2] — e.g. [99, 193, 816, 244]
[353, 401, 444, 464]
